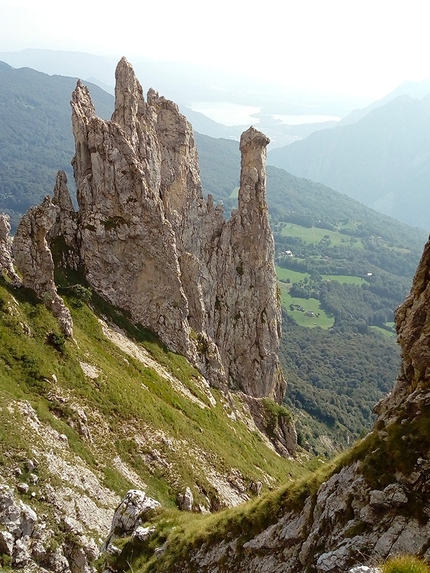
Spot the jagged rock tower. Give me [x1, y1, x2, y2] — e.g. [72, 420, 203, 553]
[49, 57, 285, 401]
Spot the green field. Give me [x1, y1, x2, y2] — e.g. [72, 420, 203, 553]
[276, 267, 365, 287]
[322, 274, 366, 285]
[370, 325, 397, 339]
[280, 223, 363, 248]
[278, 283, 334, 329]
[276, 266, 310, 283]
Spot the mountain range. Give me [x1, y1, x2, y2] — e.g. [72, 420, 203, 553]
[1, 59, 428, 456]
[2, 56, 430, 573]
[268, 94, 430, 230]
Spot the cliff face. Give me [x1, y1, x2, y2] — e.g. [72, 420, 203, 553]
[57, 57, 284, 401]
[157, 236, 430, 573]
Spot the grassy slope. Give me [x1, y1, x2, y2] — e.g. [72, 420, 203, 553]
[0, 276, 309, 511]
[120, 395, 430, 573]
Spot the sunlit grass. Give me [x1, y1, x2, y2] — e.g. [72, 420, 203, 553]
[276, 266, 310, 283]
[322, 274, 366, 285]
[278, 283, 334, 329]
[280, 223, 363, 248]
[382, 555, 430, 573]
[0, 277, 310, 509]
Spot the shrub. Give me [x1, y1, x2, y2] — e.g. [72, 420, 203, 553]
[46, 331, 66, 352]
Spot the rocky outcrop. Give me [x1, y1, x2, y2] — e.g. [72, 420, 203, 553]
[39, 57, 285, 401]
[102, 489, 160, 556]
[13, 196, 73, 337]
[147, 234, 430, 572]
[0, 213, 21, 287]
[50, 170, 80, 270]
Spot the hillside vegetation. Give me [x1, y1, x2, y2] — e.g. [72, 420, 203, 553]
[0, 61, 113, 230]
[0, 270, 309, 513]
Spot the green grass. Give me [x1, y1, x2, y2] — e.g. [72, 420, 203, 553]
[280, 223, 363, 248]
[370, 325, 397, 339]
[278, 283, 334, 329]
[0, 276, 310, 511]
[322, 274, 366, 285]
[276, 266, 310, 283]
[382, 555, 430, 573]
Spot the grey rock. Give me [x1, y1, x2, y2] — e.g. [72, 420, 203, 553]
[177, 487, 194, 511]
[132, 526, 156, 542]
[17, 482, 29, 494]
[0, 529, 14, 555]
[65, 58, 286, 402]
[13, 196, 73, 337]
[13, 536, 32, 567]
[105, 489, 160, 544]
[0, 213, 21, 287]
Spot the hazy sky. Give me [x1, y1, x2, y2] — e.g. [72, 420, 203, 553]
[2, 0, 430, 98]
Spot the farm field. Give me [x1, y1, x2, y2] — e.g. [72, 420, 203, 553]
[280, 223, 363, 248]
[278, 283, 334, 329]
[321, 274, 366, 285]
[276, 267, 366, 287]
[370, 325, 396, 339]
[276, 266, 310, 283]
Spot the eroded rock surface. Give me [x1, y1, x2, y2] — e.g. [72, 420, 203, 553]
[39, 57, 285, 402]
[13, 197, 73, 336]
[0, 213, 21, 287]
[102, 489, 160, 555]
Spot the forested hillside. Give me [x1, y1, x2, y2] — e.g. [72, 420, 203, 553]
[267, 94, 430, 230]
[0, 61, 113, 229]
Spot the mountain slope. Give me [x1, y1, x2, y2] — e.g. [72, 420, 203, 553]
[1, 62, 428, 453]
[0, 61, 114, 229]
[96, 231, 430, 573]
[268, 94, 430, 229]
[0, 271, 307, 571]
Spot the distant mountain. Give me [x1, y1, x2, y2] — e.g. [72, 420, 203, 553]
[196, 132, 426, 248]
[341, 77, 430, 125]
[268, 94, 430, 230]
[0, 61, 114, 229]
[0, 49, 368, 147]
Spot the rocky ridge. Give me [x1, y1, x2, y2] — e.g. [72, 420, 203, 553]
[143, 234, 430, 572]
[2, 57, 284, 402]
[62, 57, 285, 401]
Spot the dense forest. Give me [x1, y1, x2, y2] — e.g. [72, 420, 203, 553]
[280, 314, 399, 449]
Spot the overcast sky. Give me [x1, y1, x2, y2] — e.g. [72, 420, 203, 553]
[1, 0, 430, 99]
